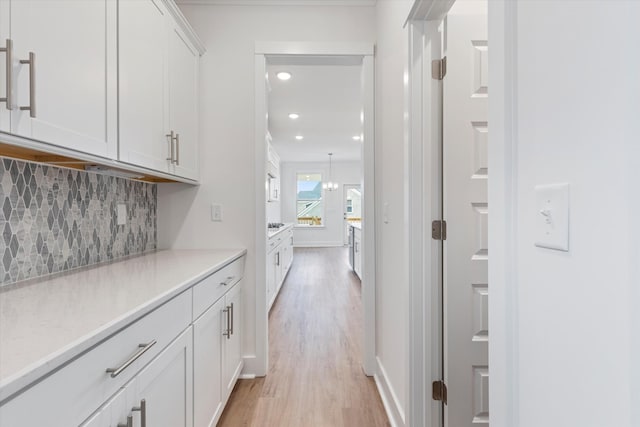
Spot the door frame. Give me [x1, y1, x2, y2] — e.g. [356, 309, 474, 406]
[252, 42, 376, 377]
[406, 1, 517, 426]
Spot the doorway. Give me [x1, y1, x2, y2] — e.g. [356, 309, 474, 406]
[253, 43, 376, 379]
[407, 1, 489, 426]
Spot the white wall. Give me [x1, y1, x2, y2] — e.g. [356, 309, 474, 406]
[489, 1, 640, 426]
[157, 3, 375, 375]
[374, 0, 411, 424]
[280, 160, 362, 247]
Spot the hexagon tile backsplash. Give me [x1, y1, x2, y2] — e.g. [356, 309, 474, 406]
[0, 157, 157, 286]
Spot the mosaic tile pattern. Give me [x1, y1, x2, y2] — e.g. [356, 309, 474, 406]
[0, 157, 157, 286]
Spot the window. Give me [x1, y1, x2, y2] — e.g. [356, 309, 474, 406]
[296, 173, 323, 226]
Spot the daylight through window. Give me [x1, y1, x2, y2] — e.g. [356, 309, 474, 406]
[296, 173, 323, 226]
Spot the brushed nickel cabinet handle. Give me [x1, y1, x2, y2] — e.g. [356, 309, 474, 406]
[19, 52, 35, 117]
[132, 399, 146, 427]
[230, 302, 234, 336]
[175, 133, 180, 165]
[223, 306, 230, 338]
[166, 131, 175, 162]
[117, 415, 133, 427]
[0, 39, 12, 109]
[106, 340, 157, 378]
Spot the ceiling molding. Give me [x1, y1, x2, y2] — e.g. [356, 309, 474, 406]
[176, 0, 376, 7]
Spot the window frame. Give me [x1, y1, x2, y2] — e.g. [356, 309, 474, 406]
[295, 171, 325, 228]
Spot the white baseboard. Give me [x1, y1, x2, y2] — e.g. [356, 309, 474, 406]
[241, 355, 264, 377]
[374, 357, 405, 427]
[238, 373, 256, 380]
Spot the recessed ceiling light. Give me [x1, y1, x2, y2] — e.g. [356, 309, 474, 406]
[276, 71, 292, 81]
[295, 135, 304, 140]
[288, 113, 299, 119]
[352, 135, 361, 141]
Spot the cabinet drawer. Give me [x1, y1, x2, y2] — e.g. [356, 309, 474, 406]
[0, 290, 191, 427]
[193, 257, 245, 320]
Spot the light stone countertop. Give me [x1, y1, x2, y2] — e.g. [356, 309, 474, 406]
[267, 222, 294, 239]
[0, 248, 246, 403]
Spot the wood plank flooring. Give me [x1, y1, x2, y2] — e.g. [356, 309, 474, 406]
[218, 247, 390, 427]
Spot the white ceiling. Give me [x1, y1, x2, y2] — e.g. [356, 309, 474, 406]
[267, 62, 364, 163]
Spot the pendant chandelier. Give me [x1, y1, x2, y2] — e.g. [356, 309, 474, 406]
[322, 153, 339, 191]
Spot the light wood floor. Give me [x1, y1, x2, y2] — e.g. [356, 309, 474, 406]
[218, 247, 390, 427]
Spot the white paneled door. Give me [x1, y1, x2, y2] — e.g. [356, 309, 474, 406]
[443, 2, 489, 426]
[0, 0, 9, 132]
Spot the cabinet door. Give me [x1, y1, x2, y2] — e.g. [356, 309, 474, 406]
[9, 0, 117, 158]
[222, 281, 243, 400]
[193, 298, 224, 427]
[0, 0, 9, 131]
[274, 248, 283, 293]
[168, 24, 199, 180]
[354, 234, 361, 279]
[80, 386, 131, 427]
[133, 327, 193, 427]
[119, 0, 170, 173]
[266, 248, 276, 309]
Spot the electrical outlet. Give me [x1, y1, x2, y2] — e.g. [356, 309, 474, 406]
[211, 204, 223, 222]
[117, 204, 127, 226]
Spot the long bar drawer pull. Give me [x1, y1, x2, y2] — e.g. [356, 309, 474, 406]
[19, 52, 35, 118]
[0, 39, 12, 109]
[106, 340, 157, 378]
[223, 306, 231, 339]
[220, 275, 235, 286]
[132, 399, 147, 427]
[230, 302, 234, 335]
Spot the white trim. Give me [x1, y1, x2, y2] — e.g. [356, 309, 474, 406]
[177, 0, 376, 7]
[374, 357, 406, 427]
[253, 42, 376, 378]
[487, 1, 519, 426]
[248, 54, 269, 376]
[163, 0, 206, 54]
[255, 41, 374, 56]
[405, 0, 455, 26]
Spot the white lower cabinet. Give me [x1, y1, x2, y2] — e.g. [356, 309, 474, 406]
[353, 227, 362, 279]
[133, 327, 193, 427]
[81, 385, 129, 427]
[267, 227, 294, 311]
[0, 255, 246, 427]
[193, 279, 243, 427]
[222, 281, 243, 400]
[193, 298, 224, 427]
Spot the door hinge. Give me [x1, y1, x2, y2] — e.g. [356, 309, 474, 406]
[432, 56, 447, 80]
[432, 220, 447, 240]
[432, 380, 448, 405]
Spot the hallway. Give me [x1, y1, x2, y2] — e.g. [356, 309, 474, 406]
[218, 247, 389, 427]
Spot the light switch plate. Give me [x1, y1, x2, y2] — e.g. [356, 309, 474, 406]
[211, 204, 223, 222]
[534, 183, 569, 251]
[117, 203, 127, 226]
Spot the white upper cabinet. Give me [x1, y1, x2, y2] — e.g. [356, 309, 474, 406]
[168, 23, 199, 180]
[119, 0, 171, 173]
[7, 0, 118, 158]
[119, 0, 202, 180]
[0, 0, 10, 132]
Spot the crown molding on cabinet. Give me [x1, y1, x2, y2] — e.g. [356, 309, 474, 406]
[165, 0, 207, 54]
